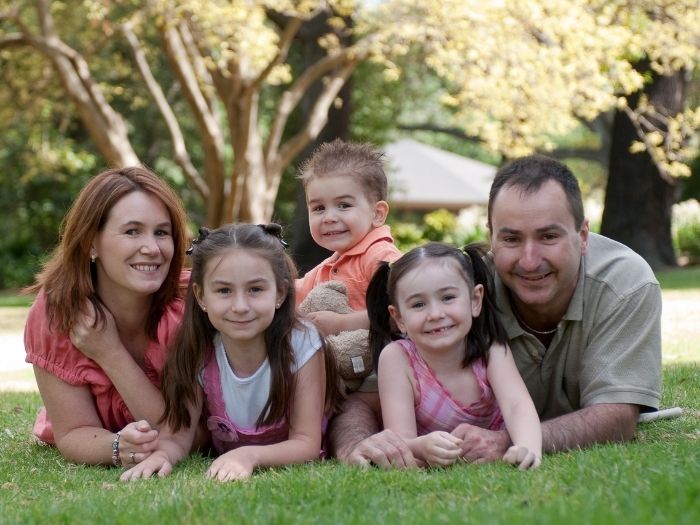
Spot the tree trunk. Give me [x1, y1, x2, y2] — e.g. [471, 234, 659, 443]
[290, 15, 353, 275]
[600, 68, 686, 270]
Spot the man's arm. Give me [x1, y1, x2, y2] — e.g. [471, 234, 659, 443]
[328, 392, 417, 468]
[454, 403, 639, 461]
[541, 403, 639, 453]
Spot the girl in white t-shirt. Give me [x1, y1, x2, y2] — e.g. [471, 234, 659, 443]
[122, 223, 337, 481]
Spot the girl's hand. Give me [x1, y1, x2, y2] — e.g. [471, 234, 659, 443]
[502, 445, 541, 470]
[120, 451, 172, 481]
[118, 420, 160, 467]
[207, 449, 256, 482]
[414, 431, 463, 466]
[69, 301, 121, 363]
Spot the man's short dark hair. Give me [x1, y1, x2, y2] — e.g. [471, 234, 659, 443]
[487, 154, 585, 230]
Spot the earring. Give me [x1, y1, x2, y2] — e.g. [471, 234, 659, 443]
[200, 304, 207, 312]
[275, 302, 281, 309]
[90, 252, 96, 263]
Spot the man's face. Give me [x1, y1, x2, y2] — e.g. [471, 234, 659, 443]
[489, 179, 588, 320]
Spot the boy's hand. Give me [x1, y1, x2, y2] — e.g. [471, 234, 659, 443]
[306, 310, 349, 335]
[306, 310, 369, 335]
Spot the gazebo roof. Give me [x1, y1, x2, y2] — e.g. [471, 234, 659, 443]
[384, 139, 496, 210]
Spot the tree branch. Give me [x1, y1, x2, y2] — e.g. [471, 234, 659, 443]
[396, 122, 484, 144]
[546, 147, 607, 164]
[250, 16, 303, 92]
[15, 0, 140, 166]
[121, 19, 208, 200]
[0, 33, 27, 48]
[265, 43, 368, 165]
[178, 19, 217, 114]
[160, 21, 226, 218]
[622, 105, 676, 184]
[274, 58, 358, 174]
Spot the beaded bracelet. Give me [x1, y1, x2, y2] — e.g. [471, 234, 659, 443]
[111, 431, 121, 467]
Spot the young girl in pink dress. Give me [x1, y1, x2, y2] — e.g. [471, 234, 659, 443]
[367, 242, 541, 469]
[122, 223, 337, 481]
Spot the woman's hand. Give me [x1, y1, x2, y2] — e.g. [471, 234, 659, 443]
[69, 301, 121, 363]
[502, 445, 541, 470]
[207, 448, 256, 482]
[118, 420, 160, 467]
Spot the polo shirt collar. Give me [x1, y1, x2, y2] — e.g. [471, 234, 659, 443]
[337, 225, 394, 258]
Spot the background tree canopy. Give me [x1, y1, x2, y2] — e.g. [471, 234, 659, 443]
[0, 0, 699, 286]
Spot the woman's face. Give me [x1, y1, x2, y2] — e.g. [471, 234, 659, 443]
[92, 191, 174, 300]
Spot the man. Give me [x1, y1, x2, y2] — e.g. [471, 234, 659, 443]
[330, 154, 662, 466]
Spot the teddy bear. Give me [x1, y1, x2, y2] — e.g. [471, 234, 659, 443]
[298, 280, 373, 392]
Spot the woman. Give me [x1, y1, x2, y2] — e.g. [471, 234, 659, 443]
[24, 166, 189, 467]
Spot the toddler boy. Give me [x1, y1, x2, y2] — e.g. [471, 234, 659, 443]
[296, 139, 402, 335]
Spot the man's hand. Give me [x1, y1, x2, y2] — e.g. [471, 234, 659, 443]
[341, 429, 418, 469]
[451, 423, 510, 463]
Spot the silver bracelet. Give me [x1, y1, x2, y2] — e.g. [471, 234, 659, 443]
[111, 431, 121, 467]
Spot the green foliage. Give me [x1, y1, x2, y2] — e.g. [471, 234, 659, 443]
[0, 123, 98, 288]
[672, 201, 700, 265]
[1, 362, 699, 525]
[675, 220, 700, 264]
[391, 208, 488, 252]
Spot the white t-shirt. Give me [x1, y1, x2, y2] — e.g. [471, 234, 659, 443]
[209, 321, 321, 428]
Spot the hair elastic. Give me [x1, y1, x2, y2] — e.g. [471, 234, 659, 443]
[186, 227, 211, 255]
[257, 223, 289, 248]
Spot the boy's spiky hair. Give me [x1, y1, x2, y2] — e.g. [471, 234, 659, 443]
[298, 139, 388, 202]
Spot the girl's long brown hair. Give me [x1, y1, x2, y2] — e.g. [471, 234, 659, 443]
[161, 223, 339, 432]
[26, 166, 188, 339]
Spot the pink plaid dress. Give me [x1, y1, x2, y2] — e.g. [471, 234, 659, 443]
[396, 339, 504, 435]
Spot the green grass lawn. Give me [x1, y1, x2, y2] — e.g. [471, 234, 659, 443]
[1, 267, 698, 524]
[1, 364, 698, 525]
[655, 265, 700, 290]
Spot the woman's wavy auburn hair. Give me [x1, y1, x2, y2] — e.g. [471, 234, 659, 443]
[27, 166, 189, 339]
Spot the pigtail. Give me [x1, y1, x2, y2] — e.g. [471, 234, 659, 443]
[366, 261, 396, 372]
[461, 243, 508, 366]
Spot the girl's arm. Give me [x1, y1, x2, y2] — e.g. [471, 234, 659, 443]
[69, 304, 165, 426]
[33, 366, 159, 465]
[121, 393, 204, 481]
[207, 350, 326, 482]
[486, 344, 542, 469]
[378, 343, 462, 466]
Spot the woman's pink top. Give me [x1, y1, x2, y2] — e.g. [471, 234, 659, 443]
[396, 338, 504, 435]
[24, 291, 184, 443]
